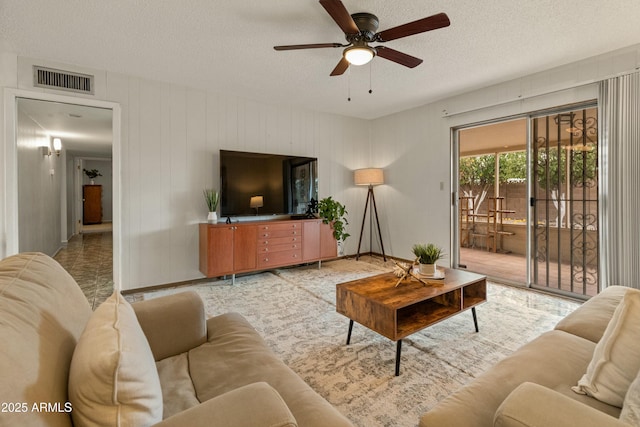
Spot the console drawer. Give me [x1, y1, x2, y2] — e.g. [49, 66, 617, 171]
[257, 249, 302, 267]
[258, 243, 301, 253]
[257, 236, 301, 246]
[258, 229, 302, 238]
[257, 223, 303, 238]
[258, 223, 302, 232]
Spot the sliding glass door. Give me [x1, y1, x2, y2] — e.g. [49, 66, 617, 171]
[455, 104, 599, 298]
[531, 106, 599, 297]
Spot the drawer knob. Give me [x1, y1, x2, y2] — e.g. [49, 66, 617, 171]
[264, 258, 269, 262]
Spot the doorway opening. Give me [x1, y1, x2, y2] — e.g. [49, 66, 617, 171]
[458, 118, 528, 285]
[455, 104, 599, 299]
[9, 92, 120, 307]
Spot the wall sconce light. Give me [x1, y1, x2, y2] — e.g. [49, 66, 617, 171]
[41, 146, 52, 157]
[52, 138, 62, 156]
[250, 195, 264, 215]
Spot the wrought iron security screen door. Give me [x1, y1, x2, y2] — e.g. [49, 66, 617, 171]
[531, 106, 599, 298]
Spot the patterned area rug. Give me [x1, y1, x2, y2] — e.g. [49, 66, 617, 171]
[135, 257, 580, 427]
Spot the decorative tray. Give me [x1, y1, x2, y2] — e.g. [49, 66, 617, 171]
[413, 269, 445, 279]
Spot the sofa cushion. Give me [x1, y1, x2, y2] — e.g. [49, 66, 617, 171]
[572, 288, 640, 407]
[156, 353, 200, 419]
[69, 291, 163, 427]
[0, 252, 91, 427]
[133, 291, 207, 361]
[419, 330, 620, 427]
[189, 312, 353, 427]
[153, 382, 298, 427]
[495, 382, 628, 427]
[620, 370, 640, 425]
[555, 285, 629, 343]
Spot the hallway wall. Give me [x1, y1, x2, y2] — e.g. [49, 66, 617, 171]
[16, 109, 63, 255]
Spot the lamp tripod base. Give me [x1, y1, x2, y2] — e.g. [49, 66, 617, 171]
[356, 185, 386, 261]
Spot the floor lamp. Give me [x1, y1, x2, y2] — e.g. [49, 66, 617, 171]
[354, 168, 386, 261]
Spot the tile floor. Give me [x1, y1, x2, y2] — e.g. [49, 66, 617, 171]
[54, 231, 114, 309]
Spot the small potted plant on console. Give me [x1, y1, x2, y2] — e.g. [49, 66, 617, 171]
[203, 189, 220, 223]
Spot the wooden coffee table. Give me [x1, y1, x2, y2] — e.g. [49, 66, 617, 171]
[336, 267, 486, 376]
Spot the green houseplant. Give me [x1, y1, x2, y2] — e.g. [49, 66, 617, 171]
[318, 197, 350, 245]
[203, 189, 220, 223]
[83, 168, 102, 184]
[412, 243, 445, 275]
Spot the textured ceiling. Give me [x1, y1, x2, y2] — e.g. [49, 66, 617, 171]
[2, 1, 640, 120]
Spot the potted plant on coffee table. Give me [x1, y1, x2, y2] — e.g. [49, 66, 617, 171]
[318, 196, 350, 254]
[412, 243, 445, 276]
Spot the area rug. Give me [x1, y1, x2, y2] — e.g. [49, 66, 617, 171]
[135, 257, 580, 427]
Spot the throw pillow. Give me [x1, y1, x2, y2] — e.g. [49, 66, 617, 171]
[620, 370, 640, 425]
[572, 288, 640, 407]
[68, 291, 163, 427]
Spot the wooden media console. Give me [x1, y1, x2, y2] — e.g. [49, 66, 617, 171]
[199, 218, 337, 282]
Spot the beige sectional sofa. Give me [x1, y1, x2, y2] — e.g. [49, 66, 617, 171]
[420, 284, 640, 427]
[0, 252, 353, 427]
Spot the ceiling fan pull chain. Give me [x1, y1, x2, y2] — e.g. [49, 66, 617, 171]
[347, 67, 351, 101]
[369, 62, 373, 94]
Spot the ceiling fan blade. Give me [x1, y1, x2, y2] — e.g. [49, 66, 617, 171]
[319, 0, 359, 35]
[274, 43, 345, 51]
[376, 12, 450, 42]
[375, 46, 423, 68]
[330, 57, 350, 76]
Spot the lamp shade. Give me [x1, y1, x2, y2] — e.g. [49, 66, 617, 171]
[250, 196, 264, 208]
[354, 168, 384, 186]
[52, 137, 62, 156]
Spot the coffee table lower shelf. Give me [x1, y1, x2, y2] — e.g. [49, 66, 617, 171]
[336, 269, 487, 376]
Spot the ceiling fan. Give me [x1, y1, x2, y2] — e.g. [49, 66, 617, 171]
[273, 0, 450, 76]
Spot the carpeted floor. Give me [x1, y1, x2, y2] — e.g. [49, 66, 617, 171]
[129, 256, 580, 427]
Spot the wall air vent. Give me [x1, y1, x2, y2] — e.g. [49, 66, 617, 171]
[33, 66, 94, 95]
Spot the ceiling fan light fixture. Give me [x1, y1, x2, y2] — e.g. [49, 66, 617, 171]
[344, 45, 374, 65]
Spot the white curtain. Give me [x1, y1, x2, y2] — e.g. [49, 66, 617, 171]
[599, 72, 640, 289]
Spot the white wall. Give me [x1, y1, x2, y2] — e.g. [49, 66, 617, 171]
[65, 154, 75, 240]
[104, 77, 368, 289]
[0, 51, 19, 257]
[370, 44, 640, 265]
[0, 54, 370, 290]
[16, 110, 63, 255]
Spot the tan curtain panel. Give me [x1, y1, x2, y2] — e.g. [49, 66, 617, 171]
[599, 71, 640, 289]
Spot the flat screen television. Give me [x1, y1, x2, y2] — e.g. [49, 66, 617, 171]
[220, 150, 318, 217]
